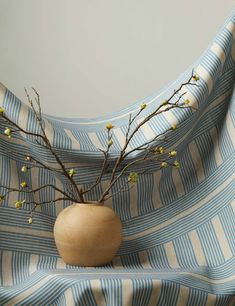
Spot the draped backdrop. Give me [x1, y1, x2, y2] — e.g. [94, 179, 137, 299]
[0, 9, 235, 306]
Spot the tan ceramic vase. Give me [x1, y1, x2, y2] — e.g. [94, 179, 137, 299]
[53, 202, 122, 266]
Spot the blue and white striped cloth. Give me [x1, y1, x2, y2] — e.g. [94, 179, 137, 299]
[0, 9, 235, 306]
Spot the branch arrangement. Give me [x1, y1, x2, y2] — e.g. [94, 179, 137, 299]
[0, 72, 199, 223]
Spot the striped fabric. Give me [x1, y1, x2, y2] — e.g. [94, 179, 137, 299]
[0, 10, 235, 306]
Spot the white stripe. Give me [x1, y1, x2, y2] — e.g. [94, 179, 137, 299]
[2, 251, 13, 286]
[164, 241, 180, 268]
[56, 257, 66, 269]
[123, 173, 234, 241]
[152, 170, 162, 208]
[231, 40, 235, 62]
[136, 119, 156, 140]
[211, 215, 233, 261]
[226, 21, 235, 37]
[90, 279, 106, 306]
[18, 103, 29, 132]
[138, 250, 152, 269]
[231, 199, 235, 214]
[188, 230, 206, 266]
[88, 132, 105, 150]
[55, 178, 65, 216]
[211, 42, 226, 66]
[172, 168, 185, 197]
[129, 183, 138, 217]
[188, 140, 206, 184]
[162, 105, 178, 126]
[209, 127, 223, 167]
[179, 86, 198, 110]
[101, 180, 113, 209]
[225, 110, 235, 148]
[147, 280, 162, 306]
[196, 65, 213, 93]
[112, 255, 123, 268]
[8, 160, 19, 207]
[112, 127, 132, 152]
[64, 288, 76, 306]
[31, 167, 41, 212]
[176, 286, 190, 306]
[122, 279, 133, 306]
[206, 293, 217, 306]
[64, 129, 80, 149]
[44, 119, 54, 144]
[0, 83, 6, 106]
[29, 254, 39, 275]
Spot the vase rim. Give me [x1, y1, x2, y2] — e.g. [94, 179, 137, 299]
[74, 201, 104, 206]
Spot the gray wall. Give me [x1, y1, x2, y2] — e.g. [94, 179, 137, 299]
[0, 0, 234, 118]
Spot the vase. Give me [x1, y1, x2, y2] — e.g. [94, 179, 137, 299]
[53, 202, 122, 266]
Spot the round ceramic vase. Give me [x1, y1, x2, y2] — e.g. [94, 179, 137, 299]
[54, 202, 122, 266]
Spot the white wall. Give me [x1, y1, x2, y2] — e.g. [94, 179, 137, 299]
[0, 0, 234, 118]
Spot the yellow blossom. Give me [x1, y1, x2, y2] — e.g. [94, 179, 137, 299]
[4, 127, 12, 138]
[154, 147, 165, 154]
[28, 217, 33, 224]
[192, 75, 199, 81]
[184, 99, 190, 105]
[108, 139, 113, 147]
[21, 166, 27, 172]
[169, 150, 177, 157]
[160, 161, 168, 168]
[15, 200, 25, 209]
[128, 172, 138, 183]
[0, 107, 4, 114]
[68, 169, 76, 177]
[173, 161, 180, 168]
[106, 123, 114, 130]
[20, 181, 27, 188]
[161, 100, 168, 106]
[140, 103, 147, 110]
[171, 124, 177, 130]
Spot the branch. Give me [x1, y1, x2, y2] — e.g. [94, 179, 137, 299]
[98, 71, 198, 202]
[0, 183, 75, 202]
[82, 129, 112, 195]
[2, 89, 84, 203]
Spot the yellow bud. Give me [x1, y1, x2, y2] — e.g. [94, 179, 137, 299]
[184, 99, 190, 105]
[21, 166, 27, 172]
[173, 161, 180, 169]
[160, 161, 168, 168]
[169, 150, 177, 157]
[15, 201, 23, 209]
[171, 124, 177, 130]
[159, 147, 165, 154]
[140, 103, 147, 110]
[128, 172, 138, 183]
[68, 169, 76, 177]
[192, 75, 199, 81]
[20, 181, 27, 188]
[106, 123, 114, 130]
[28, 217, 33, 224]
[161, 100, 168, 106]
[108, 139, 113, 146]
[4, 127, 12, 137]
[0, 107, 4, 114]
